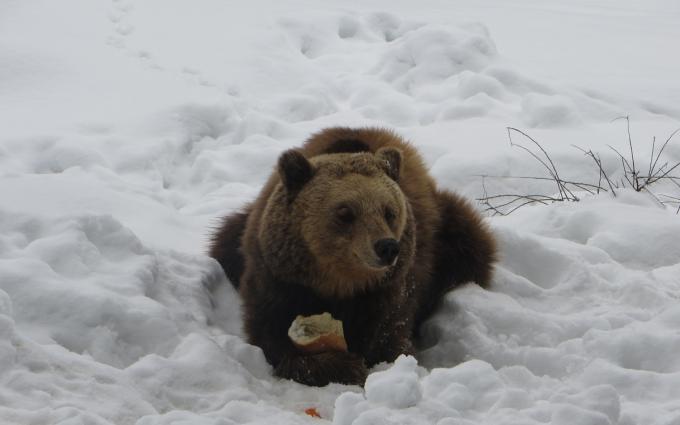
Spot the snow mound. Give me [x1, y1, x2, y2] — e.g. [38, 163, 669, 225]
[265, 12, 623, 127]
[0, 209, 347, 424]
[416, 194, 680, 424]
[333, 356, 622, 425]
[365, 355, 423, 409]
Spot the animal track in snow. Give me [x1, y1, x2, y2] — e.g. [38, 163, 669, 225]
[105, 0, 219, 87]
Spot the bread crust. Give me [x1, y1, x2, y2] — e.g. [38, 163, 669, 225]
[288, 313, 348, 354]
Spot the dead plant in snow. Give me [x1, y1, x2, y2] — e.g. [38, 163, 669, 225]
[477, 119, 680, 215]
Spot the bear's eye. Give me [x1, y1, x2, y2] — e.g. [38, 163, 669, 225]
[336, 205, 355, 224]
[384, 207, 396, 223]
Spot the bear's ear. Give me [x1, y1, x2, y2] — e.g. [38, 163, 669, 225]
[376, 147, 402, 181]
[278, 149, 314, 196]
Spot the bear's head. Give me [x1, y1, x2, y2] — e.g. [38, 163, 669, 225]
[259, 148, 415, 299]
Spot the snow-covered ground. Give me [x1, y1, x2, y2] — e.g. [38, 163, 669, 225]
[2, 1, 680, 424]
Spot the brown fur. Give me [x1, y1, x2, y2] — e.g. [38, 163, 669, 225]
[209, 127, 496, 386]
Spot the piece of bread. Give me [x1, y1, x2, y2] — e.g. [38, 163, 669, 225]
[288, 312, 348, 354]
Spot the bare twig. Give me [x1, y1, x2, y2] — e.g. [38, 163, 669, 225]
[612, 116, 638, 186]
[479, 176, 505, 216]
[648, 127, 680, 183]
[478, 120, 680, 216]
[572, 145, 618, 196]
[474, 174, 606, 192]
[648, 136, 656, 183]
[608, 145, 637, 189]
[477, 193, 563, 215]
[609, 117, 680, 192]
[507, 127, 574, 201]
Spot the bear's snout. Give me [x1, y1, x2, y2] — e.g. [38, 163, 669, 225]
[374, 238, 400, 266]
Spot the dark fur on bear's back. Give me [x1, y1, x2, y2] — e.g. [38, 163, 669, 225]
[210, 127, 496, 386]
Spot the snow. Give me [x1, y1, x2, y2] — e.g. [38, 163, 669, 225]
[1, 0, 680, 424]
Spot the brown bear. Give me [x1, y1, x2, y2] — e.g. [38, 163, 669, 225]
[210, 127, 496, 386]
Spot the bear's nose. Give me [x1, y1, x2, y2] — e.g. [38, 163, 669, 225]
[374, 238, 400, 266]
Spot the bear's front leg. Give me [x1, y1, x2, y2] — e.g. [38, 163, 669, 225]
[363, 317, 415, 366]
[241, 281, 369, 386]
[275, 351, 368, 387]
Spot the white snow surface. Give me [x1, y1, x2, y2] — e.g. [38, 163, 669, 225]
[2, 1, 680, 424]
